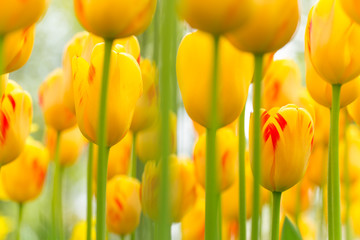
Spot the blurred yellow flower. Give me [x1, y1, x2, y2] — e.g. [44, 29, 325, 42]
[106, 175, 141, 235]
[0, 74, 7, 100]
[177, 0, 253, 35]
[0, 216, 11, 240]
[250, 104, 314, 192]
[73, 43, 142, 147]
[348, 97, 360, 127]
[177, 31, 253, 128]
[181, 197, 205, 240]
[1, 137, 48, 203]
[0, 80, 32, 166]
[305, 0, 360, 84]
[38, 68, 77, 131]
[341, 0, 360, 24]
[74, 0, 157, 39]
[141, 156, 197, 222]
[70, 220, 96, 240]
[193, 128, 237, 192]
[227, 0, 299, 53]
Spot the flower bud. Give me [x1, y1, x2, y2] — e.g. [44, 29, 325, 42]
[70, 220, 96, 240]
[341, 0, 360, 24]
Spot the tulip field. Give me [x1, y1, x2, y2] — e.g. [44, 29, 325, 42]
[2, 0, 360, 240]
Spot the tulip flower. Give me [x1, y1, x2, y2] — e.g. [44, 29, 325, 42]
[177, 0, 253, 35]
[45, 125, 87, 167]
[130, 59, 158, 133]
[0, 80, 32, 166]
[141, 156, 197, 222]
[227, 0, 299, 54]
[73, 0, 157, 40]
[262, 59, 303, 110]
[193, 127, 237, 192]
[38, 68, 77, 132]
[1, 137, 48, 203]
[0, 216, 11, 240]
[106, 175, 141, 235]
[306, 143, 328, 187]
[181, 197, 206, 240]
[306, 0, 360, 85]
[70, 220, 96, 240]
[135, 113, 177, 163]
[0, 74, 7, 100]
[0, 0, 47, 34]
[176, 31, 253, 128]
[348, 98, 360, 126]
[93, 132, 132, 181]
[1, 25, 35, 74]
[73, 43, 142, 147]
[341, 0, 360, 24]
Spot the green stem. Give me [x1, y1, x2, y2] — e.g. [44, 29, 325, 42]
[52, 131, 63, 240]
[153, 4, 160, 65]
[158, 0, 175, 238]
[204, 35, 220, 240]
[87, 143, 93, 240]
[218, 193, 222, 240]
[271, 192, 282, 240]
[131, 133, 137, 178]
[344, 112, 352, 240]
[96, 38, 113, 240]
[328, 112, 334, 240]
[318, 187, 324, 240]
[16, 203, 23, 240]
[295, 184, 301, 227]
[330, 84, 342, 240]
[251, 54, 264, 240]
[238, 109, 246, 240]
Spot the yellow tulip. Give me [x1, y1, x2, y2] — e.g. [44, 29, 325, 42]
[348, 97, 360, 126]
[262, 59, 303, 110]
[73, 42, 142, 147]
[2, 25, 35, 74]
[341, 0, 360, 24]
[177, 0, 252, 35]
[350, 201, 360, 236]
[70, 220, 96, 240]
[306, 53, 360, 108]
[305, 0, 360, 84]
[141, 156, 197, 222]
[0, 216, 11, 240]
[306, 143, 328, 187]
[106, 175, 141, 235]
[130, 59, 158, 133]
[181, 197, 205, 240]
[298, 217, 316, 240]
[0, 0, 47, 34]
[0, 80, 32, 165]
[177, 31, 253, 128]
[193, 128, 237, 192]
[93, 132, 132, 181]
[38, 68, 77, 131]
[0, 74, 7, 100]
[227, 0, 299, 54]
[1, 137, 48, 203]
[250, 104, 314, 192]
[45, 125, 87, 167]
[135, 112, 177, 162]
[74, 0, 157, 39]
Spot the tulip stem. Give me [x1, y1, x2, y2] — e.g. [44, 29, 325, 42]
[329, 84, 342, 240]
[131, 133, 137, 178]
[87, 143, 93, 240]
[251, 53, 264, 240]
[343, 112, 352, 240]
[271, 192, 282, 240]
[238, 108, 246, 240]
[52, 131, 63, 240]
[96, 38, 113, 240]
[16, 203, 23, 240]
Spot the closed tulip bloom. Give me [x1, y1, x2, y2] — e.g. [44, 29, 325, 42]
[0, 0, 47, 34]
[106, 175, 141, 235]
[0, 75, 7, 100]
[2, 25, 35, 74]
[262, 60, 303, 110]
[0, 80, 32, 165]
[306, 0, 360, 84]
[177, 0, 252, 35]
[194, 128, 237, 192]
[250, 104, 314, 192]
[136, 113, 177, 162]
[306, 143, 328, 186]
[227, 0, 299, 54]
[1, 137, 48, 203]
[70, 220, 96, 240]
[73, 43, 142, 147]
[74, 0, 157, 39]
[141, 156, 197, 222]
[181, 197, 205, 240]
[46, 125, 87, 167]
[306, 49, 360, 108]
[177, 31, 253, 128]
[130, 59, 158, 133]
[93, 132, 132, 181]
[39, 68, 77, 131]
[348, 98, 360, 126]
[341, 0, 360, 24]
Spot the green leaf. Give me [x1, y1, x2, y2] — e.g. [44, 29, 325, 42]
[281, 217, 302, 240]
